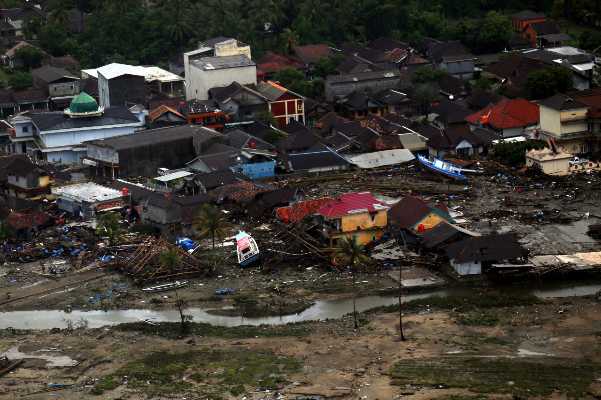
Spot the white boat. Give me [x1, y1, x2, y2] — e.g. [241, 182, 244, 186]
[142, 280, 189, 293]
[235, 231, 260, 267]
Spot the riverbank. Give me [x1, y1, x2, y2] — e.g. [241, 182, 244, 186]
[2, 293, 601, 399]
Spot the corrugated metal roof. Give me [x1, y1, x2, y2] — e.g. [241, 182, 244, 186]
[346, 149, 414, 169]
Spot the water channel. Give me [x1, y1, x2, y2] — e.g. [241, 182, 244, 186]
[1, 280, 600, 330]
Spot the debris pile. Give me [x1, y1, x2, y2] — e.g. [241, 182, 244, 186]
[118, 237, 213, 284]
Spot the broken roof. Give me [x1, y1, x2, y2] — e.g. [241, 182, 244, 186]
[388, 196, 451, 229]
[53, 182, 123, 203]
[148, 104, 186, 123]
[446, 233, 526, 263]
[318, 192, 388, 219]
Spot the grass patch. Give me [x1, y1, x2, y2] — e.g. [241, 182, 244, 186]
[457, 311, 500, 327]
[90, 376, 120, 395]
[115, 321, 311, 339]
[94, 349, 300, 397]
[366, 291, 541, 315]
[390, 357, 601, 397]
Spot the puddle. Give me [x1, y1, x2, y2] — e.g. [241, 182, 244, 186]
[2, 346, 78, 367]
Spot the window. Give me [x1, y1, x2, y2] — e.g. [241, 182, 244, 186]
[22, 126, 28, 133]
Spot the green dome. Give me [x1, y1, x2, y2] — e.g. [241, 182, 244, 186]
[69, 92, 99, 114]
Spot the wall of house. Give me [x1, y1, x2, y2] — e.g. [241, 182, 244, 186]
[414, 212, 445, 231]
[45, 149, 87, 164]
[237, 161, 276, 180]
[186, 65, 257, 101]
[440, 60, 474, 80]
[332, 229, 385, 246]
[539, 106, 561, 135]
[214, 41, 252, 59]
[40, 125, 137, 149]
[455, 139, 474, 156]
[49, 80, 80, 97]
[340, 210, 387, 233]
[501, 127, 524, 138]
[86, 144, 119, 164]
[526, 156, 570, 175]
[12, 119, 34, 138]
[451, 260, 482, 275]
[108, 75, 146, 108]
[559, 109, 588, 134]
[7, 173, 38, 189]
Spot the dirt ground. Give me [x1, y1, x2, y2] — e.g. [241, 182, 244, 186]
[1, 296, 601, 399]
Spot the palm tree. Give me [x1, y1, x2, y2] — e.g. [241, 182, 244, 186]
[336, 236, 369, 330]
[193, 204, 229, 249]
[159, 249, 190, 333]
[96, 212, 123, 246]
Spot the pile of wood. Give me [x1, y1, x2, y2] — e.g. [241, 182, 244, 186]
[119, 237, 212, 284]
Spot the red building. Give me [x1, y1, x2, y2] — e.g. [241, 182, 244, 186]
[256, 81, 305, 128]
[256, 52, 304, 81]
[184, 100, 228, 131]
[511, 10, 546, 33]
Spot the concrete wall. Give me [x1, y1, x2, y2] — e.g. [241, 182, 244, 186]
[539, 105, 561, 135]
[49, 81, 80, 97]
[526, 156, 570, 175]
[40, 125, 137, 148]
[186, 65, 257, 100]
[45, 149, 86, 164]
[340, 210, 387, 233]
[559, 109, 588, 134]
[451, 260, 482, 275]
[87, 144, 119, 164]
[214, 40, 252, 59]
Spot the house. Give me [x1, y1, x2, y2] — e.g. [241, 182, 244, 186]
[31, 65, 80, 109]
[8, 92, 144, 164]
[293, 44, 332, 71]
[571, 88, 601, 135]
[511, 10, 547, 33]
[388, 195, 452, 232]
[52, 182, 126, 218]
[466, 98, 539, 138]
[325, 70, 401, 102]
[141, 192, 211, 226]
[418, 123, 489, 158]
[523, 21, 568, 48]
[419, 221, 478, 250]
[148, 104, 186, 127]
[5, 155, 51, 200]
[277, 122, 323, 154]
[537, 93, 593, 154]
[445, 233, 526, 275]
[256, 80, 305, 127]
[184, 100, 228, 131]
[316, 192, 389, 246]
[429, 99, 472, 129]
[373, 88, 411, 115]
[82, 63, 185, 107]
[84, 125, 222, 178]
[225, 128, 275, 153]
[193, 170, 241, 193]
[185, 55, 256, 101]
[2, 41, 46, 69]
[286, 147, 350, 173]
[485, 54, 549, 98]
[426, 40, 476, 80]
[523, 47, 595, 90]
[335, 90, 387, 120]
[257, 52, 304, 80]
[525, 147, 572, 175]
[209, 82, 267, 122]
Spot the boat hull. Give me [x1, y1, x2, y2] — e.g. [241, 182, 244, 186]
[417, 155, 468, 182]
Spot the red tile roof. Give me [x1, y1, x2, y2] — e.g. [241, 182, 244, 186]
[293, 44, 332, 65]
[257, 51, 304, 75]
[318, 192, 388, 219]
[466, 98, 539, 130]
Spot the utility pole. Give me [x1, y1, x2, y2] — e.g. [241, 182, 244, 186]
[398, 231, 406, 341]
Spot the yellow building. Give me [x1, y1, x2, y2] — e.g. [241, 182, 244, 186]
[388, 196, 452, 232]
[317, 192, 389, 246]
[538, 94, 594, 154]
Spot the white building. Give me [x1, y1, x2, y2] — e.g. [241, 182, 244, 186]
[185, 55, 256, 101]
[7, 92, 144, 164]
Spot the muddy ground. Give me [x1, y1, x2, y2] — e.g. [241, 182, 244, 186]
[2, 167, 601, 314]
[2, 294, 601, 399]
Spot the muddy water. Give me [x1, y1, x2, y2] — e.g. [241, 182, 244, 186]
[1, 281, 601, 330]
[0, 291, 448, 330]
